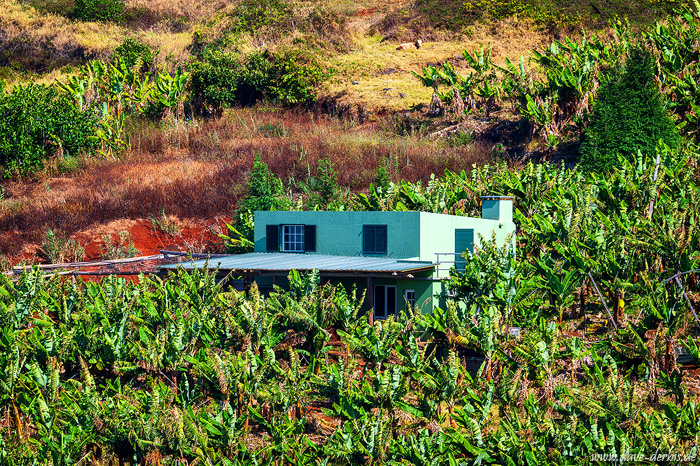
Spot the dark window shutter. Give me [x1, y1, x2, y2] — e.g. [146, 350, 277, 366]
[304, 225, 316, 252]
[363, 225, 373, 253]
[376, 225, 387, 253]
[266, 224, 279, 251]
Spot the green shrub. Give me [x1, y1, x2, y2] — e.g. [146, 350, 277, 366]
[266, 51, 324, 106]
[189, 51, 241, 115]
[302, 157, 339, 209]
[111, 38, 155, 73]
[189, 50, 323, 114]
[73, 0, 124, 23]
[237, 155, 290, 213]
[229, 0, 294, 36]
[579, 47, 680, 172]
[0, 84, 99, 178]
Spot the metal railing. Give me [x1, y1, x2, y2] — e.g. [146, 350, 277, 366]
[434, 252, 468, 278]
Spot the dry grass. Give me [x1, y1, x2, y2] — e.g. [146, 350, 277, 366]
[0, 108, 495, 258]
[126, 0, 228, 24]
[322, 17, 554, 114]
[0, 0, 125, 71]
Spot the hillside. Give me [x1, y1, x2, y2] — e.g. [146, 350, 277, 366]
[0, 0, 694, 263]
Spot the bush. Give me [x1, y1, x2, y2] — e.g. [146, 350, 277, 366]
[111, 38, 155, 73]
[189, 50, 323, 114]
[579, 47, 679, 172]
[189, 51, 242, 115]
[0, 84, 99, 178]
[73, 0, 124, 23]
[237, 155, 290, 213]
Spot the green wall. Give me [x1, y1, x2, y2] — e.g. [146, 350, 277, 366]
[255, 210, 516, 262]
[254, 211, 422, 258]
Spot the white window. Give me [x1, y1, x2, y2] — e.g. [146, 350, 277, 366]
[282, 225, 304, 252]
[374, 285, 396, 319]
[404, 289, 416, 309]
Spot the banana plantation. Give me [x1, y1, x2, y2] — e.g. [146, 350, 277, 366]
[1, 140, 699, 464]
[414, 2, 700, 151]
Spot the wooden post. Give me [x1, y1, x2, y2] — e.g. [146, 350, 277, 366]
[367, 276, 374, 326]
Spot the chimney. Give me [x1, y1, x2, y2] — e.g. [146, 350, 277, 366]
[481, 195, 514, 223]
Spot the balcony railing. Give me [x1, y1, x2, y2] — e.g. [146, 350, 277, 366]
[434, 252, 467, 279]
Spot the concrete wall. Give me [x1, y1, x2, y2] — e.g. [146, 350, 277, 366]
[254, 211, 422, 258]
[418, 212, 516, 263]
[255, 210, 515, 262]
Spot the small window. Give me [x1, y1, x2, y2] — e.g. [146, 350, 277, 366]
[282, 225, 305, 252]
[404, 289, 416, 309]
[267, 224, 316, 252]
[374, 285, 396, 319]
[363, 225, 387, 254]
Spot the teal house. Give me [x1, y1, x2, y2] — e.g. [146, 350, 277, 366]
[171, 196, 515, 319]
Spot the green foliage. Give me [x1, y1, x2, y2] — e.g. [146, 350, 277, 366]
[419, 0, 681, 31]
[298, 156, 340, 209]
[189, 50, 241, 114]
[189, 50, 323, 115]
[110, 38, 155, 73]
[237, 155, 290, 213]
[148, 209, 179, 236]
[228, 0, 295, 37]
[41, 230, 85, 264]
[0, 83, 99, 178]
[100, 231, 138, 259]
[72, 0, 124, 23]
[413, 7, 700, 154]
[580, 47, 680, 171]
[373, 159, 392, 194]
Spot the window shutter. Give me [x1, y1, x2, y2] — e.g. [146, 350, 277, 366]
[363, 225, 373, 253]
[376, 225, 387, 253]
[304, 225, 316, 252]
[266, 224, 279, 251]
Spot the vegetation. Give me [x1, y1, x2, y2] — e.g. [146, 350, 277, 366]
[100, 231, 138, 260]
[190, 50, 324, 115]
[413, 4, 700, 156]
[0, 84, 99, 178]
[72, 0, 125, 23]
[1, 0, 700, 463]
[237, 155, 290, 213]
[2, 141, 700, 462]
[580, 47, 679, 171]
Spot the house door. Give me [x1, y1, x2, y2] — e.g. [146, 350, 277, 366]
[374, 285, 396, 319]
[454, 229, 474, 271]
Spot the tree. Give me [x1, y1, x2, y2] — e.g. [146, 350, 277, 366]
[237, 155, 289, 213]
[579, 47, 679, 172]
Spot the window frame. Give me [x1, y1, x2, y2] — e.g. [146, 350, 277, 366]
[363, 224, 388, 255]
[404, 289, 416, 309]
[281, 224, 305, 252]
[374, 285, 397, 319]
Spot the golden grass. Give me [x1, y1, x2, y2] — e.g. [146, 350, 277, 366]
[0, 0, 125, 67]
[322, 17, 555, 114]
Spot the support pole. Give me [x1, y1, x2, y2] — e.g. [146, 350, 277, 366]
[587, 272, 618, 331]
[368, 276, 374, 326]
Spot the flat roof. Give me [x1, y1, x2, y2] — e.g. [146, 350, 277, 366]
[161, 253, 436, 274]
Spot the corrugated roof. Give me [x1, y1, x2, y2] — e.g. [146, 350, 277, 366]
[161, 253, 436, 274]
